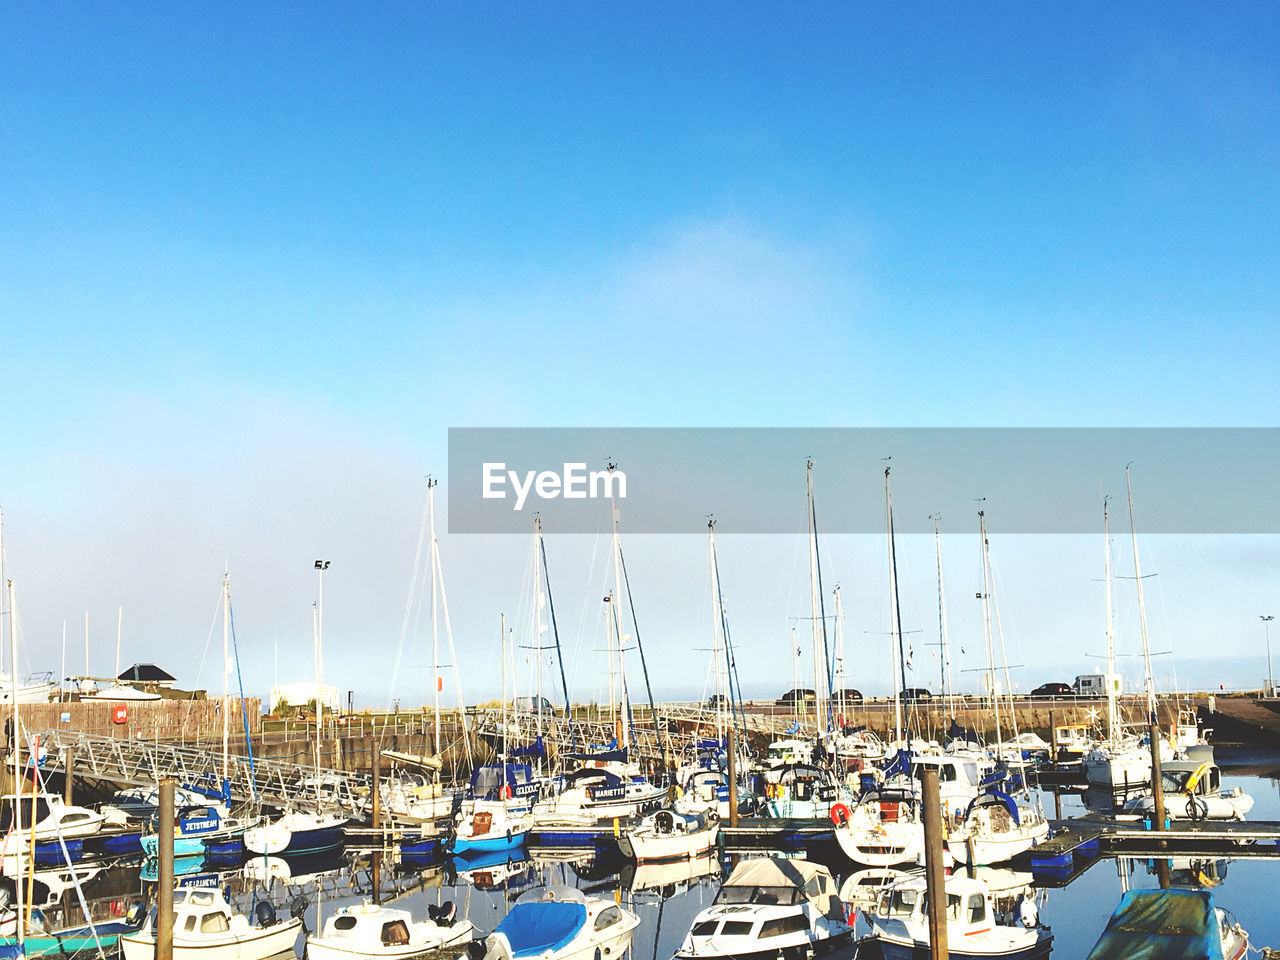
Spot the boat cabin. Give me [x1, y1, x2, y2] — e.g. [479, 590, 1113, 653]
[874, 876, 995, 935]
[320, 904, 438, 948]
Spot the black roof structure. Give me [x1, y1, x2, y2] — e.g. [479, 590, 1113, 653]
[118, 663, 176, 682]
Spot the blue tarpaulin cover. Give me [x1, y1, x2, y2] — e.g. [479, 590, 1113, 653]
[1085, 889, 1223, 960]
[496, 901, 587, 958]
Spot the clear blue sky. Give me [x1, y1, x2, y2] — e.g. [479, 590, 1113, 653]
[2, 3, 1277, 705]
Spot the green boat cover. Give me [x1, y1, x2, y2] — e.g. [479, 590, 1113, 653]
[1086, 889, 1222, 960]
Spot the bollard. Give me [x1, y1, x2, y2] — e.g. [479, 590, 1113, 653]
[920, 767, 949, 960]
[157, 779, 175, 960]
[1149, 718, 1166, 835]
[63, 750, 73, 805]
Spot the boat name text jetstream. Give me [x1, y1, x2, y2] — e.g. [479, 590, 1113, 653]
[482, 462, 627, 510]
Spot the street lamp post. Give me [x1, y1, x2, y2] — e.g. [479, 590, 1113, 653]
[1263, 615, 1275, 697]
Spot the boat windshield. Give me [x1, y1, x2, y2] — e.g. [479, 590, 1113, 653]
[1161, 770, 1192, 794]
[875, 887, 920, 919]
[714, 885, 803, 906]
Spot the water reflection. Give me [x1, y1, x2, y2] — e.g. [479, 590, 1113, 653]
[14, 767, 1280, 960]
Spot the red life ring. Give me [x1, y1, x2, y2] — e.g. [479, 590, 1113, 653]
[830, 802, 852, 826]
[500, 784, 513, 800]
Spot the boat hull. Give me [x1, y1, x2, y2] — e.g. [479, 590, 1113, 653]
[872, 932, 1052, 960]
[121, 918, 303, 960]
[674, 930, 854, 960]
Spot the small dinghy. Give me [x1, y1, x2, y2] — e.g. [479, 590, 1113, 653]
[307, 901, 476, 960]
[478, 887, 639, 960]
[1123, 760, 1255, 822]
[120, 887, 303, 960]
[616, 809, 718, 864]
[674, 857, 853, 960]
[866, 874, 1052, 960]
[1085, 888, 1247, 960]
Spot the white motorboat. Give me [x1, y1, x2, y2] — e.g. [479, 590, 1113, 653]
[763, 739, 815, 768]
[479, 887, 638, 960]
[948, 792, 1050, 866]
[1123, 760, 1255, 821]
[243, 809, 347, 855]
[616, 809, 718, 864]
[0, 794, 105, 857]
[308, 901, 475, 960]
[532, 764, 665, 824]
[832, 789, 924, 867]
[120, 887, 302, 960]
[674, 857, 853, 960]
[1052, 723, 1091, 765]
[79, 684, 162, 702]
[868, 874, 1053, 960]
[0, 673, 56, 704]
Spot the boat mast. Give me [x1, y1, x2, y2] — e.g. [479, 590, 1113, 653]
[1103, 497, 1118, 743]
[791, 625, 800, 730]
[114, 605, 122, 682]
[223, 571, 231, 785]
[805, 459, 832, 732]
[428, 477, 441, 757]
[607, 465, 631, 749]
[833, 584, 845, 723]
[931, 515, 954, 721]
[707, 519, 725, 745]
[884, 467, 907, 744]
[1126, 466, 1158, 726]
[9, 578, 24, 944]
[531, 528, 545, 747]
[978, 511, 1003, 749]
[501, 613, 508, 761]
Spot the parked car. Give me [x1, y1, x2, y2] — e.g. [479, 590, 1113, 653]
[776, 688, 817, 706]
[1030, 682, 1073, 699]
[899, 688, 934, 703]
[512, 696, 560, 716]
[834, 689, 864, 704]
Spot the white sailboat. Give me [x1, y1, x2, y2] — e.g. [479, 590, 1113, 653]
[1084, 478, 1175, 790]
[948, 511, 1049, 865]
[245, 562, 347, 856]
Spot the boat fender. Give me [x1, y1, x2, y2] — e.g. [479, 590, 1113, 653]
[830, 803, 852, 827]
[595, 948, 602, 960]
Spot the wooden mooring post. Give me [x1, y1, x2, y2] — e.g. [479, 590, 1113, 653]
[921, 767, 949, 960]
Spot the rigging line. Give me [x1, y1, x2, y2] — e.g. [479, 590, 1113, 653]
[192, 590, 224, 696]
[227, 597, 258, 801]
[537, 524, 575, 749]
[21, 728, 109, 960]
[617, 544, 658, 724]
[384, 483, 431, 737]
[809, 488, 835, 728]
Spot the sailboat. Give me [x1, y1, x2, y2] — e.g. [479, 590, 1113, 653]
[532, 466, 665, 825]
[245, 563, 347, 856]
[1, 578, 142, 957]
[452, 616, 533, 855]
[947, 511, 1049, 866]
[1083, 475, 1175, 790]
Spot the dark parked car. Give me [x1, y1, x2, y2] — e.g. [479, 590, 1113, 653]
[899, 687, 934, 702]
[776, 688, 817, 706]
[1030, 682, 1073, 699]
[835, 689, 864, 704]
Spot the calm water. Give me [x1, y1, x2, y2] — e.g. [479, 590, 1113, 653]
[55, 759, 1280, 960]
